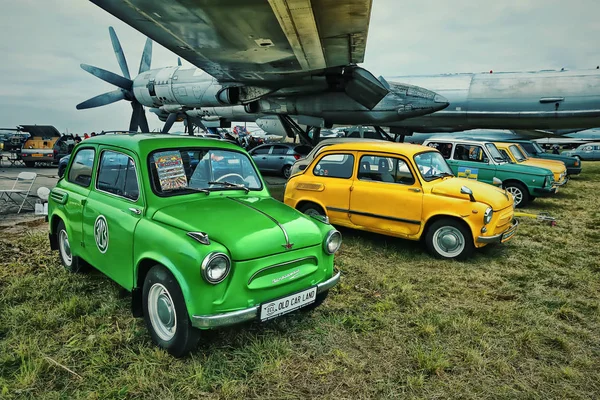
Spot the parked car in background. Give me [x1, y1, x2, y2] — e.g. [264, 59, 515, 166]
[493, 142, 568, 187]
[285, 141, 518, 260]
[423, 138, 557, 208]
[501, 139, 582, 175]
[563, 142, 600, 161]
[20, 125, 62, 167]
[49, 134, 341, 356]
[53, 134, 76, 164]
[290, 138, 383, 177]
[249, 143, 311, 178]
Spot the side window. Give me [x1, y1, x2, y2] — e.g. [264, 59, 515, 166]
[271, 146, 288, 155]
[96, 151, 139, 201]
[358, 155, 415, 185]
[68, 148, 95, 187]
[454, 144, 488, 163]
[500, 149, 512, 162]
[313, 153, 354, 179]
[426, 142, 452, 159]
[253, 146, 270, 155]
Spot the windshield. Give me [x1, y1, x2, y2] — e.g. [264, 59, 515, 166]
[149, 148, 262, 195]
[414, 151, 454, 181]
[509, 145, 527, 162]
[531, 142, 545, 153]
[485, 143, 506, 163]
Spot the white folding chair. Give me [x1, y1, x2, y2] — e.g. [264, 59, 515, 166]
[0, 172, 37, 213]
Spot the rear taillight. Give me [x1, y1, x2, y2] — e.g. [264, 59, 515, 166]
[53, 149, 58, 156]
[293, 154, 301, 160]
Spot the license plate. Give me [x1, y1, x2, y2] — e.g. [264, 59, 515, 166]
[32, 154, 43, 157]
[260, 286, 317, 321]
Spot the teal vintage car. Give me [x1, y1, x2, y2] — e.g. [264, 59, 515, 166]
[423, 138, 557, 207]
[48, 134, 341, 357]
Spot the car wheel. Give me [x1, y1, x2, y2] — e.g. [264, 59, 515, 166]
[282, 165, 292, 179]
[143, 265, 200, 357]
[298, 203, 325, 218]
[24, 161, 35, 168]
[302, 290, 329, 312]
[56, 220, 82, 272]
[425, 218, 474, 260]
[504, 182, 529, 208]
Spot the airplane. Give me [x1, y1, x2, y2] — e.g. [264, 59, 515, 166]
[77, 0, 449, 143]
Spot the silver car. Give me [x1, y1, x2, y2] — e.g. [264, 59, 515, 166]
[563, 142, 600, 161]
[289, 138, 383, 177]
[248, 143, 311, 178]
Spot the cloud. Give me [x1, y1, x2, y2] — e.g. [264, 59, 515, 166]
[1, 0, 599, 133]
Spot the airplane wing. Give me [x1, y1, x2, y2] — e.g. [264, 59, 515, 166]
[89, 0, 372, 84]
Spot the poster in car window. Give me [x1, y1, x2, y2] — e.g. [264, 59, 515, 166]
[153, 151, 188, 190]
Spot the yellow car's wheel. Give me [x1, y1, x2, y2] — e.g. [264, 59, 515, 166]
[425, 218, 474, 260]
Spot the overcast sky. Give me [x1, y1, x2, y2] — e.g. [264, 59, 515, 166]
[0, 0, 598, 133]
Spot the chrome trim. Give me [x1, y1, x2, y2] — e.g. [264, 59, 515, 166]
[477, 219, 519, 244]
[324, 230, 342, 254]
[191, 270, 341, 329]
[310, 214, 330, 224]
[201, 252, 231, 284]
[228, 197, 293, 249]
[128, 207, 142, 215]
[247, 256, 318, 285]
[187, 231, 210, 245]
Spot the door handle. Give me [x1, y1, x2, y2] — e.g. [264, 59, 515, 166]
[128, 207, 142, 215]
[261, 157, 267, 159]
[279, 157, 284, 159]
[409, 188, 421, 192]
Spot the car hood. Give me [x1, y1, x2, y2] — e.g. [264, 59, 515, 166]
[521, 159, 566, 175]
[535, 153, 578, 166]
[430, 177, 512, 210]
[152, 196, 323, 261]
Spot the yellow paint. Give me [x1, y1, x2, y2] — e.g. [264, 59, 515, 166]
[495, 142, 568, 184]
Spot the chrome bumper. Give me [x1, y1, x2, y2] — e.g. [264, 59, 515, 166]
[191, 270, 341, 329]
[477, 218, 519, 244]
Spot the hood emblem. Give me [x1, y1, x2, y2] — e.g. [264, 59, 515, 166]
[282, 242, 294, 250]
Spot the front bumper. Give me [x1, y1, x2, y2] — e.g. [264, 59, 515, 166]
[477, 218, 519, 244]
[533, 186, 557, 196]
[566, 166, 582, 176]
[191, 269, 341, 329]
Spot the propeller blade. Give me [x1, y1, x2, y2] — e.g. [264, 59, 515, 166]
[162, 113, 178, 133]
[76, 89, 126, 110]
[138, 38, 152, 74]
[81, 64, 133, 90]
[177, 57, 182, 66]
[109, 27, 131, 80]
[130, 102, 142, 131]
[139, 106, 150, 132]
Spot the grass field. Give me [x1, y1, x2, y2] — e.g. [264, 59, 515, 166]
[1, 163, 600, 399]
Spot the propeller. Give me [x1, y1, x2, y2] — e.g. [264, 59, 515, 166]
[76, 27, 152, 132]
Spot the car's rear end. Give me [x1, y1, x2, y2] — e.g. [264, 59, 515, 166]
[19, 125, 62, 167]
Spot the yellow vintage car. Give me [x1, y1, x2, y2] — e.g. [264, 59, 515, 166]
[494, 142, 568, 186]
[284, 142, 518, 260]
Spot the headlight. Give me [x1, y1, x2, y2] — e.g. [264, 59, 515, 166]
[324, 230, 342, 254]
[201, 252, 231, 284]
[483, 207, 493, 225]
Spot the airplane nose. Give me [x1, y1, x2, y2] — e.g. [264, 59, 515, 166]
[388, 82, 449, 118]
[434, 94, 448, 104]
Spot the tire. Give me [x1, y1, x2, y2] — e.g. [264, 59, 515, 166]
[24, 161, 35, 168]
[425, 218, 474, 260]
[302, 290, 329, 312]
[298, 202, 325, 218]
[56, 220, 83, 272]
[503, 182, 529, 208]
[282, 165, 292, 179]
[143, 265, 200, 357]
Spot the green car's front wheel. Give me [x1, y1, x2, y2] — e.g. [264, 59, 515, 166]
[143, 265, 200, 357]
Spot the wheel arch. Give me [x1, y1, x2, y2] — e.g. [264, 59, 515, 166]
[502, 178, 531, 194]
[422, 214, 475, 244]
[49, 213, 66, 250]
[295, 199, 327, 216]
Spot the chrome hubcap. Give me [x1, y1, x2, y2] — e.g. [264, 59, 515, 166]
[59, 229, 72, 266]
[148, 283, 177, 341]
[432, 226, 465, 258]
[506, 186, 523, 205]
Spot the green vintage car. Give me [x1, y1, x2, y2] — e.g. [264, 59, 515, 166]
[48, 134, 341, 357]
[422, 138, 557, 208]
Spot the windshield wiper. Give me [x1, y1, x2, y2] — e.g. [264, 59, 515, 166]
[208, 181, 249, 193]
[430, 172, 454, 179]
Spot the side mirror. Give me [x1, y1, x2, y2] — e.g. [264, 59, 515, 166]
[299, 164, 307, 171]
[460, 186, 476, 202]
[492, 177, 503, 186]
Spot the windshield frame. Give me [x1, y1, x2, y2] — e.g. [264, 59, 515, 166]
[147, 146, 263, 197]
[413, 150, 454, 182]
[531, 141, 545, 154]
[484, 143, 507, 163]
[508, 144, 527, 162]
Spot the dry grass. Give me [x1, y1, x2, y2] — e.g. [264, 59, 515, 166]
[1, 163, 600, 399]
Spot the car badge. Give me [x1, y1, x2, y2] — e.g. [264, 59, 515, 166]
[282, 242, 294, 250]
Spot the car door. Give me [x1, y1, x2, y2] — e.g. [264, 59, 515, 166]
[268, 145, 289, 171]
[446, 143, 497, 185]
[349, 153, 423, 236]
[59, 147, 97, 256]
[251, 145, 271, 171]
[309, 151, 356, 226]
[81, 148, 144, 290]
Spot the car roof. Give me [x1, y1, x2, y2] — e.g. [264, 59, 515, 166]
[424, 137, 494, 145]
[321, 141, 432, 156]
[79, 133, 242, 157]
